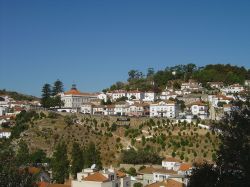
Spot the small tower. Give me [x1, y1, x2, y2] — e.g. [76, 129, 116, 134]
[71, 84, 77, 90]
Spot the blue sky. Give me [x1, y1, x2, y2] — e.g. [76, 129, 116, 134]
[0, 0, 250, 96]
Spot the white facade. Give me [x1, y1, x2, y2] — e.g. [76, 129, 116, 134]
[114, 103, 129, 116]
[72, 168, 131, 187]
[61, 85, 97, 109]
[80, 103, 94, 114]
[110, 91, 127, 101]
[190, 102, 208, 119]
[0, 106, 8, 116]
[150, 101, 179, 118]
[127, 91, 144, 100]
[97, 93, 108, 102]
[143, 92, 156, 102]
[162, 159, 181, 171]
[0, 130, 11, 138]
[221, 84, 245, 94]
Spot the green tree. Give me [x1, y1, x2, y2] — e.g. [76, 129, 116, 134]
[188, 107, 250, 186]
[41, 83, 52, 108]
[84, 142, 102, 170]
[52, 79, 64, 96]
[127, 167, 137, 176]
[16, 140, 30, 166]
[133, 182, 143, 187]
[71, 142, 84, 179]
[52, 142, 69, 183]
[30, 149, 47, 164]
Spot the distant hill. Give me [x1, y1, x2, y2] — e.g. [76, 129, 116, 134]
[0, 89, 39, 101]
[104, 64, 250, 92]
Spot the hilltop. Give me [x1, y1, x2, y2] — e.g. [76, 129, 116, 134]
[0, 89, 39, 101]
[104, 64, 250, 92]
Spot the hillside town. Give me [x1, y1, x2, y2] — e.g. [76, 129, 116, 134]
[1, 77, 250, 187]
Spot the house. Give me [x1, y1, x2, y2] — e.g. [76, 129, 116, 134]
[221, 84, 245, 94]
[72, 168, 130, 187]
[208, 82, 224, 89]
[127, 103, 149, 117]
[127, 90, 144, 100]
[114, 102, 129, 116]
[80, 103, 94, 114]
[153, 168, 178, 182]
[0, 95, 10, 107]
[145, 179, 184, 187]
[245, 80, 250, 87]
[189, 101, 209, 119]
[0, 106, 8, 116]
[160, 91, 177, 100]
[181, 80, 202, 91]
[209, 94, 233, 107]
[177, 163, 192, 176]
[97, 93, 108, 102]
[150, 101, 179, 118]
[110, 90, 127, 101]
[105, 105, 115, 116]
[93, 105, 105, 115]
[0, 129, 11, 138]
[162, 157, 181, 171]
[143, 92, 156, 102]
[61, 84, 98, 109]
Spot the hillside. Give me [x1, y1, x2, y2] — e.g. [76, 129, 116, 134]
[0, 89, 39, 101]
[13, 111, 219, 166]
[104, 64, 250, 92]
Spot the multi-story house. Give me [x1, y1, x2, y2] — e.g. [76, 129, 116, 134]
[143, 91, 156, 102]
[150, 101, 179, 118]
[72, 168, 131, 187]
[127, 103, 149, 117]
[114, 102, 129, 116]
[109, 90, 127, 101]
[61, 84, 98, 109]
[221, 84, 245, 94]
[127, 90, 144, 100]
[189, 101, 209, 119]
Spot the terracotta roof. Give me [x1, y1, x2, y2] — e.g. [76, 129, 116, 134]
[83, 172, 109, 182]
[179, 163, 192, 171]
[163, 157, 181, 162]
[146, 179, 184, 187]
[64, 89, 95, 96]
[28, 167, 41, 174]
[116, 170, 126, 178]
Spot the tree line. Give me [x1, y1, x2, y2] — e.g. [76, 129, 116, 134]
[104, 64, 250, 92]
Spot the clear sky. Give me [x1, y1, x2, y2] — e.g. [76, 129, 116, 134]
[0, 0, 250, 96]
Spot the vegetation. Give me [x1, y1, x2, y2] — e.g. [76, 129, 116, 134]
[0, 89, 37, 101]
[106, 64, 250, 92]
[41, 79, 64, 108]
[188, 107, 250, 186]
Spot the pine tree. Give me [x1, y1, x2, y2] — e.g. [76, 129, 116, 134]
[71, 142, 84, 179]
[52, 79, 64, 96]
[41, 83, 52, 108]
[84, 142, 102, 170]
[52, 142, 69, 184]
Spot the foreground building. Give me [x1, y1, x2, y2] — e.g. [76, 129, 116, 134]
[72, 168, 131, 187]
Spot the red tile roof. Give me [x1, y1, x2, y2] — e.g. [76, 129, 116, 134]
[83, 172, 109, 182]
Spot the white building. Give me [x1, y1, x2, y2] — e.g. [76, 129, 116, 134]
[221, 84, 245, 94]
[110, 90, 127, 101]
[0, 129, 11, 139]
[114, 102, 129, 116]
[181, 80, 202, 91]
[0, 106, 8, 116]
[72, 168, 131, 187]
[127, 91, 144, 100]
[189, 101, 209, 119]
[150, 101, 179, 118]
[97, 93, 108, 102]
[80, 103, 94, 114]
[162, 157, 181, 171]
[143, 92, 156, 102]
[127, 103, 149, 117]
[61, 84, 98, 109]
